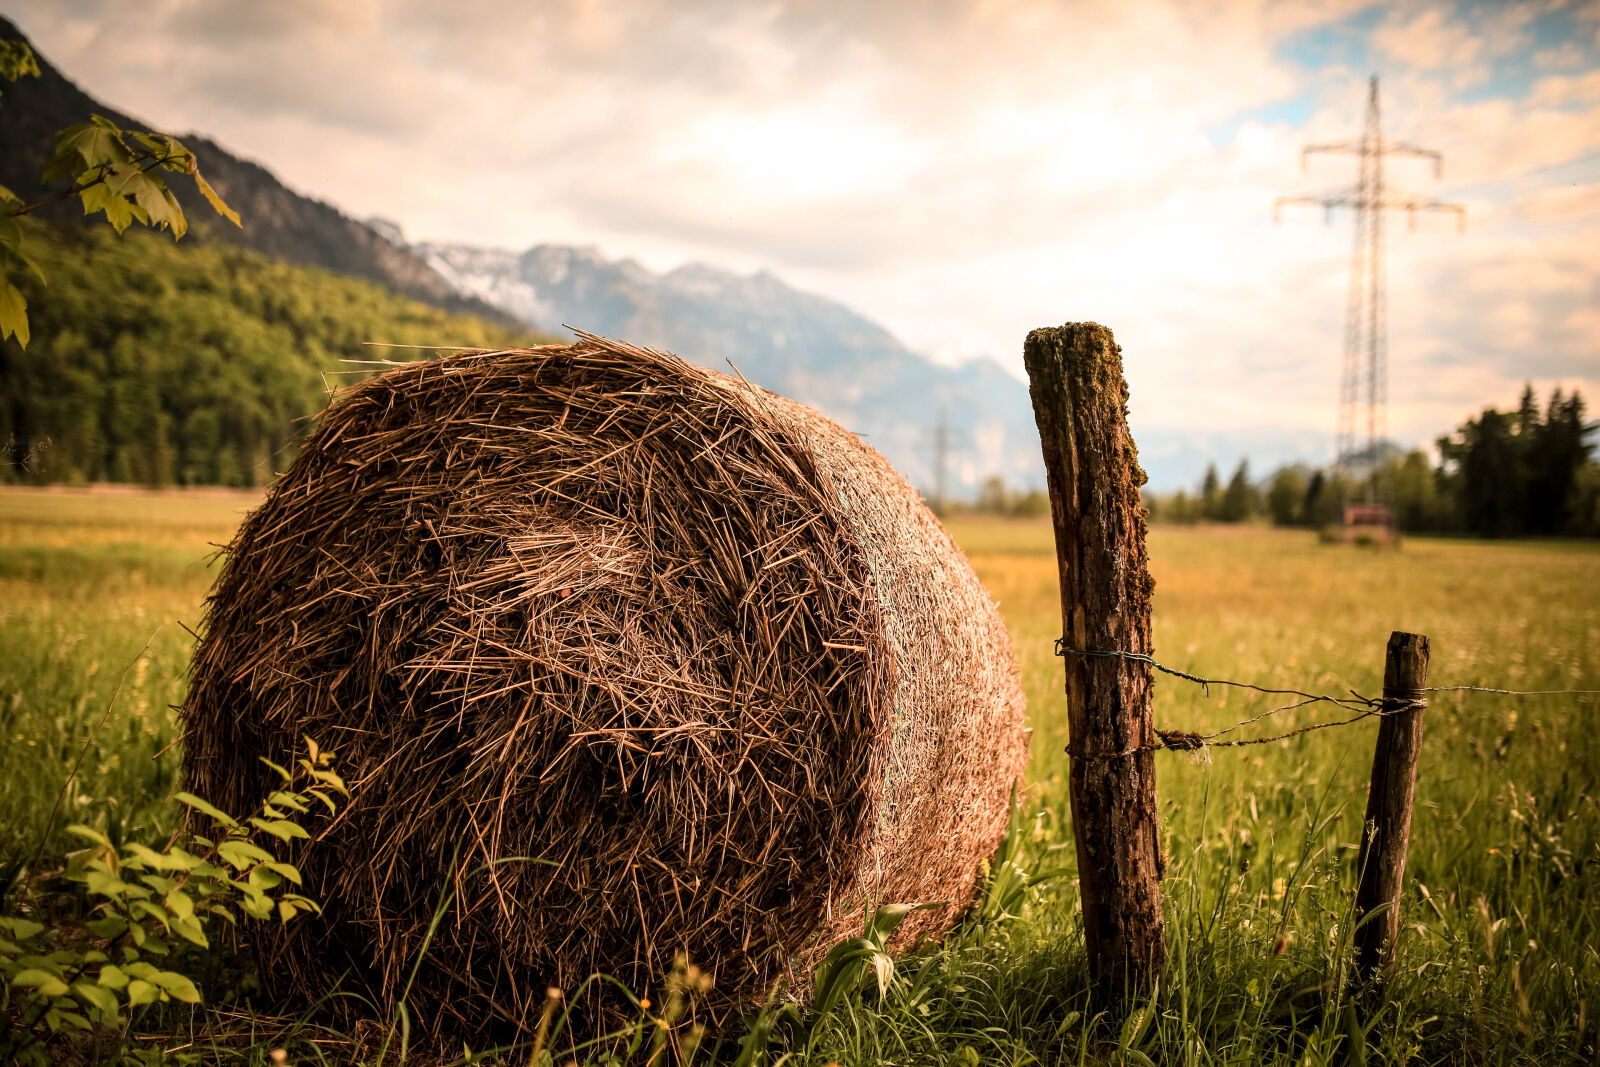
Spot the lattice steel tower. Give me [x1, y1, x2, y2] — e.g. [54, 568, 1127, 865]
[1276, 76, 1463, 504]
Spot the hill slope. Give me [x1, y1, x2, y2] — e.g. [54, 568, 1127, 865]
[415, 239, 1045, 497]
[0, 14, 510, 324]
[0, 222, 536, 486]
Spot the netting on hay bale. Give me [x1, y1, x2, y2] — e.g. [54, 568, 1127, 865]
[181, 333, 1029, 1035]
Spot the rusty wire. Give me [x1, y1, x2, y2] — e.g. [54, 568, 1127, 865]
[1054, 642, 1595, 760]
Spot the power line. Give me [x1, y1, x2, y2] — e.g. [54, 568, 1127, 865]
[1274, 76, 1465, 519]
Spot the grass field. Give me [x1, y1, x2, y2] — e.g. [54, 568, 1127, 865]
[2, 488, 1597, 1064]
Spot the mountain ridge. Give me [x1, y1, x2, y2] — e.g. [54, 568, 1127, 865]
[407, 231, 1045, 496]
[0, 14, 515, 326]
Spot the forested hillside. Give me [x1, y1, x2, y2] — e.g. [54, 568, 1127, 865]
[0, 14, 511, 323]
[0, 222, 540, 486]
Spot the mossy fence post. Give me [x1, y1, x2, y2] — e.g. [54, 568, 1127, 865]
[1023, 322, 1166, 998]
[1354, 630, 1431, 982]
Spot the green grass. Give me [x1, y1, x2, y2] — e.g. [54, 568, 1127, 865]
[2, 489, 1597, 1064]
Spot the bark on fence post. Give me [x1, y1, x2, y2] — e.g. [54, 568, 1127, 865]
[1023, 323, 1166, 998]
[1354, 631, 1431, 982]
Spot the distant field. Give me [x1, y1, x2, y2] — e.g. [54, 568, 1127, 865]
[2, 486, 1597, 1062]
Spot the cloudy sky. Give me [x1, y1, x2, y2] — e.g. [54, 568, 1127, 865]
[9, 0, 1600, 483]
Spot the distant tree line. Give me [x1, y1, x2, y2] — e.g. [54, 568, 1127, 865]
[1, 221, 534, 486]
[939, 474, 1051, 518]
[1143, 386, 1599, 538]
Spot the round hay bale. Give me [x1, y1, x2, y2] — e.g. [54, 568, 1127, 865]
[182, 334, 1028, 1033]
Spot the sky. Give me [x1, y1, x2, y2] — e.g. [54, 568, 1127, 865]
[7, 0, 1600, 485]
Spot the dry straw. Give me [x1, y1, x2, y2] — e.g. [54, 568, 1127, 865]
[182, 333, 1028, 1037]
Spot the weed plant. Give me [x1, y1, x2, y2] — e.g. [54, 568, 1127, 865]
[1, 493, 1595, 1063]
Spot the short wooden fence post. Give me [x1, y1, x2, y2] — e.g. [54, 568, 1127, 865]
[1353, 630, 1431, 981]
[1023, 323, 1166, 999]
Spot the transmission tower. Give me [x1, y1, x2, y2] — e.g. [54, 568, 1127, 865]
[1276, 75, 1464, 508]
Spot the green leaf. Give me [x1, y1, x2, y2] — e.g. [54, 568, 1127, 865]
[312, 768, 350, 795]
[268, 791, 310, 813]
[79, 177, 136, 233]
[164, 889, 196, 921]
[263, 861, 303, 886]
[97, 965, 129, 990]
[0, 39, 41, 83]
[0, 277, 29, 348]
[0, 182, 19, 205]
[174, 792, 239, 828]
[217, 839, 274, 870]
[102, 164, 181, 236]
[169, 913, 208, 949]
[237, 889, 273, 921]
[44, 120, 129, 182]
[45, 1007, 92, 1032]
[85, 868, 133, 897]
[71, 980, 119, 1021]
[12, 968, 70, 997]
[194, 171, 241, 227]
[159, 182, 188, 239]
[65, 824, 111, 847]
[248, 866, 283, 891]
[125, 979, 160, 1006]
[129, 900, 171, 932]
[281, 893, 321, 916]
[259, 758, 293, 783]
[864, 902, 942, 946]
[0, 917, 45, 940]
[149, 969, 200, 1004]
[249, 817, 309, 842]
[811, 937, 877, 1018]
[125, 842, 203, 872]
[85, 916, 129, 940]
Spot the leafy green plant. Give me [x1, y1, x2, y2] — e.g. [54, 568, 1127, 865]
[0, 737, 345, 1065]
[0, 37, 240, 348]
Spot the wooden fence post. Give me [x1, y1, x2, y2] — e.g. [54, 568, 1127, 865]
[1023, 323, 1166, 998]
[1353, 631, 1431, 981]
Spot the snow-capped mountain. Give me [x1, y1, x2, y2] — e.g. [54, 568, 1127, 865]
[405, 234, 1046, 499]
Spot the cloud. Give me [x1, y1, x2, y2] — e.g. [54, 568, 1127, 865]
[6, 0, 1599, 470]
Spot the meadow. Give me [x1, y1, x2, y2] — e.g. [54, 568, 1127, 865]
[1, 488, 1596, 1064]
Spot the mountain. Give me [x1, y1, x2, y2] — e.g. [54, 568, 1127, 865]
[2, 221, 534, 487]
[0, 15, 511, 324]
[409, 237, 1045, 498]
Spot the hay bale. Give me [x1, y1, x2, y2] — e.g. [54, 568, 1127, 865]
[182, 334, 1028, 1032]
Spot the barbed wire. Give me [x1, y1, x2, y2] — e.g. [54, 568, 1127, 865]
[1053, 641, 1600, 760]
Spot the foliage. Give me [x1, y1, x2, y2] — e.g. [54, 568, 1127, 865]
[1264, 465, 1307, 527]
[960, 474, 1051, 518]
[1148, 385, 1597, 537]
[1219, 459, 1258, 522]
[4, 492, 1599, 1061]
[0, 221, 535, 486]
[0, 738, 345, 1065]
[1437, 385, 1595, 537]
[1, 37, 243, 349]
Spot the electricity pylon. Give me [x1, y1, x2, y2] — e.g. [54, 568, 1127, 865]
[1276, 75, 1464, 507]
